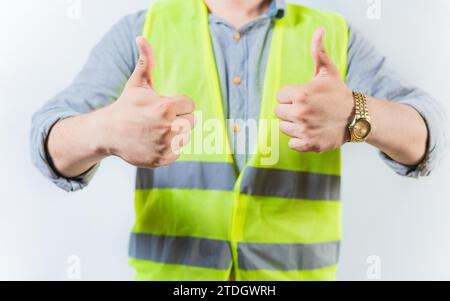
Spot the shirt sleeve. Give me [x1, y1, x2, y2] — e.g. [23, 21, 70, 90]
[30, 11, 146, 192]
[346, 25, 448, 178]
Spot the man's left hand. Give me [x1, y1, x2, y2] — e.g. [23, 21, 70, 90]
[275, 28, 354, 153]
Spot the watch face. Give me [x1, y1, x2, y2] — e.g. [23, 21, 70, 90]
[353, 119, 371, 139]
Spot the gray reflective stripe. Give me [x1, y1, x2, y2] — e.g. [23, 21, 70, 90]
[129, 233, 232, 270]
[238, 241, 340, 271]
[136, 161, 236, 191]
[240, 167, 340, 200]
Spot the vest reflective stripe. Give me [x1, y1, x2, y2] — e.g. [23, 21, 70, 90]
[133, 0, 349, 281]
[129, 233, 232, 270]
[136, 161, 237, 191]
[240, 167, 341, 200]
[136, 162, 340, 201]
[238, 241, 340, 271]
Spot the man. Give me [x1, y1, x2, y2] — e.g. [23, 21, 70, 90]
[31, 0, 447, 281]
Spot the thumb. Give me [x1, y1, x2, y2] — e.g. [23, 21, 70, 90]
[311, 28, 338, 77]
[128, 36, 155, 88]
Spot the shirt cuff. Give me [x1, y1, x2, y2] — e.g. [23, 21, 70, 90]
[31, 111, 99, 192]
[378, 98, 446, 178]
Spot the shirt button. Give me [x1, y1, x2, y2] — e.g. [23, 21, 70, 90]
[233, 76, 241, 85]
[233, 32, 241, 41]
[232, 123, 241, 133]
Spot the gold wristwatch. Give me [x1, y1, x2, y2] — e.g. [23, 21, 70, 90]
[348, 91, 372, 143]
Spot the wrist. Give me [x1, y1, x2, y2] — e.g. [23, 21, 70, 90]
[364, 96, 378, 144]
[87, 105, 116, 158]
[46, 109, 111, 178]
[343, 87, 355, 143]
[347, 91, 372, 143]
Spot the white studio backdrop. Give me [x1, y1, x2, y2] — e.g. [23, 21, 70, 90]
[0, 0, 449, 280]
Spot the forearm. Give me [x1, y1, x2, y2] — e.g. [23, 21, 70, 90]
[47, 109, 109, 178]
[366, 96, 428, 166]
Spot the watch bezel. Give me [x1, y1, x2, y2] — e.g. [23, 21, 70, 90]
[348, 116, 372, 142]
[353, 118, 372, 139]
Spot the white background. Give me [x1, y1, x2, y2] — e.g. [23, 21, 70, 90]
[0, 0, 449, 280]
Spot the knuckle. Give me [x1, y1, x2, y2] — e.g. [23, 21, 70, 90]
[186, 114, 196, 128]
[150, 144, 166, 158]
[310, 142, 323, 153]
[142, 155, 162, 168]
[276, 91, 282, 102]
[299, 139, 318, 152]
[156, 100, 176, 118]
[156, 122, 173, 138]
[294, 105, 310, 121]
[155, 157, 169, 168]
[159, 153, 180, 167]
[154, 134, 173, 153]
[302, 121, 315, 132]
[301, 133, 312, 142]
[138, 58, 146, 68]
[148, 150, 179, 168]
[274, 105, 283, 117]
[297, 124, 309, 135]
[276, 88, 288, 102]
[176, 95, 196, 112]
[279, 121, 289, 132]
[154, 142, 168, 155]
[304, 144, 315, 153]
[294, 90, 308, 103]
[189, 99, 196, 112]
[149, 158, 165, 168]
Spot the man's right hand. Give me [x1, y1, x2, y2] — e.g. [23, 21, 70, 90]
[47, 37, 195, 178]
[98, 37, 196, 168]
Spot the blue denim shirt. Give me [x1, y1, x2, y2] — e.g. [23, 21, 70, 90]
[30, 0, 448, 192]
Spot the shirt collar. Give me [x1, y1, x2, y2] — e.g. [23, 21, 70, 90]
[267, 0, 286, 19]
[208, 0, 286, 27]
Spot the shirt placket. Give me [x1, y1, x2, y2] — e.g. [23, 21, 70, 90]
[229, 28, 248, 169]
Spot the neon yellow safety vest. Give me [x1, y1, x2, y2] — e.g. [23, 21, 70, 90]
[129, 0, 348, 281]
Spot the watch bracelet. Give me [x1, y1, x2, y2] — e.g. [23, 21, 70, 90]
[352, 91, 369, 119]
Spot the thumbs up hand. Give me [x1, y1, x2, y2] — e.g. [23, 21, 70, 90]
[100, 37, 196, 168]
[275, 28, 354, 153]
